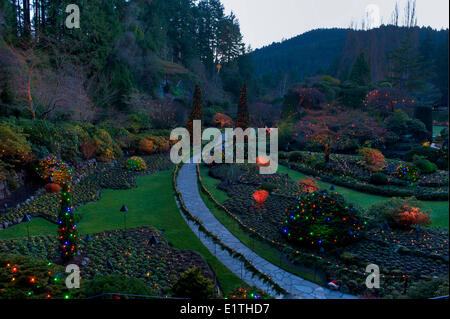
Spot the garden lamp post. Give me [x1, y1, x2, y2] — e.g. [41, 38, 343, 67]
[23, 214, 31, 241]
[120, 205, 128, 230]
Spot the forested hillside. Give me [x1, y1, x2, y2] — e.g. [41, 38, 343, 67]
[252, 26, 449, 107]
[0, 0, 249, 124]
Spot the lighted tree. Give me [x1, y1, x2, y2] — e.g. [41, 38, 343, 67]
[282, 190, 366, 249]
[364, 88, 416, 118]
[186, 85, 203, 139]
[235, 84, 249, 129]
[36, 156, 78, 262]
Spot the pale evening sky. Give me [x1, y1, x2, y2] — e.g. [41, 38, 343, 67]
[220, 0, 450, 49]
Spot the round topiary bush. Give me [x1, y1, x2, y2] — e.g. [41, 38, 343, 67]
[282, 190, 366, 249]
[412, 156, 438, 174]
[370, 172, 388, 185]
[125, 156, 147, 171]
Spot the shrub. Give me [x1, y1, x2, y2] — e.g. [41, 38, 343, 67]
[278, 152, 287, 160]
[405, 276, 449, 299]
[412, 156, 438, 174]
[138, 139, 155, 154]
[282, 190, 366, 249]
[79, 142, 97, 160]
[297, 177, 319, 193]
[359, 148, 386, 172]
[414, 105, 433, 133]
[404, 146, 440, 163]
[370, 172, 388, 185]
[0, 122, 33, 166]
[396, 165, 420, 182]
[36, 155, 73, 184]
[82, 275, 155, 299]
[0, 253, 80, 299]
[171, 267, 215, 299]
[44, 183, 62, 194]
[368, 197, 431, 229]
[125, 156, 147, 171]
[288, 151, 303, 162]
[261, 183, 277, 193]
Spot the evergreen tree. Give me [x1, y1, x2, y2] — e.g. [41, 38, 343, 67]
[387, 35, 426, 92]
[186, 85, 203, 139]
[349, 51, 371, 86]
[235, 84, 249, 129]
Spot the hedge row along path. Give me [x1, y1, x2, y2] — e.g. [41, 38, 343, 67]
[176, 154, 357, 299]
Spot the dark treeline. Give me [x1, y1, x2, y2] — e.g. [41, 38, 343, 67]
[252, 26, 449, 107]
[0, 0, 248, 112]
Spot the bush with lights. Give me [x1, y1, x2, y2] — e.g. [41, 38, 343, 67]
[125, 156, 147, 171]
[282, 190, 366, 249]
[396, 165, 420, 182]
[36, 155, 78, 262]
[0, 253, 79, 299]
[226, 287, 272, 300]
[368, 197, 431, 229]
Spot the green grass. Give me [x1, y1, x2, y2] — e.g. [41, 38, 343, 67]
[0, 170, 247, 295]
[0, 217, 56, 239]
[277, 165, 449, 229]
[199, 166, 326, 285]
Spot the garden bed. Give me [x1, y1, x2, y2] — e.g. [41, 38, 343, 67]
[202, 163, 449, 298]
[0, 226, 214, 296]
[0, 155, 173, 227]
[280, 151, 448, 200]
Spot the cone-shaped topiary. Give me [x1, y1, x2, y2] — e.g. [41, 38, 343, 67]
[236, 85, 250, 130]
[282, 190, 366, 250]
[186, 85, 203, 140]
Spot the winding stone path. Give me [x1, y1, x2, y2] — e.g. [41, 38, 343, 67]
[176, 156, 357, 299]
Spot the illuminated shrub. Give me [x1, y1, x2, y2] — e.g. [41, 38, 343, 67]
[297, 177, 319, 194]
[364, 88, 415, 118]
[282, 190, 365, 249]
[36, 155, 72, 185]
[44, 183, 62, 194]
[369, 197, 431, 229]
[125, 156, 147, 171]
[396, 165, 420, 182]
[359, 148, 386, 172]
[0, 253, 80, 299]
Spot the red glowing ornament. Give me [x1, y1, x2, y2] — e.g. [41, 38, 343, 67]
[45, 183, 62, 194]
[253, 190, 269, 206]
[256, 155, 271, 167]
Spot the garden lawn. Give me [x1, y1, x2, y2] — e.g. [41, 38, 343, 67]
[277, 165, 449, 229]
[0, 217, 56, 239]
[199, 166, 326, 285]
[0, 170, 247, 295]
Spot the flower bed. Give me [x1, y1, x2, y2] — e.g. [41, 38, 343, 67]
[0, 155, 173, 226]
[0, 226, 214, 296]
[284, 160, 448, 201]
[200, 163, 449, 298]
